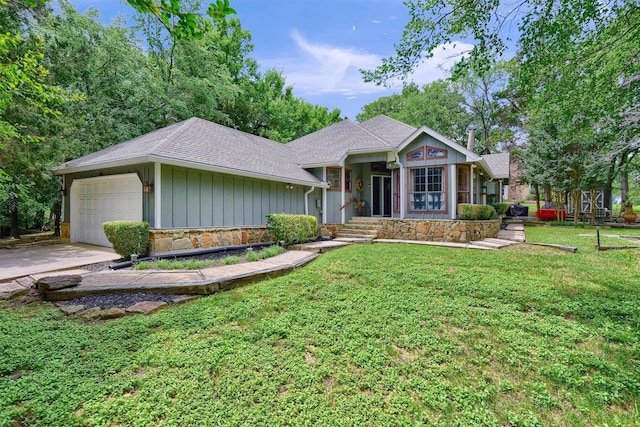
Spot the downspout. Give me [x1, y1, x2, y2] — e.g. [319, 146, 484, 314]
[304, 186, 315, 215]
[322, 167, 327, 224]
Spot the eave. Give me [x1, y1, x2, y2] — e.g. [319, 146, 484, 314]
[54, 155, 328, 188]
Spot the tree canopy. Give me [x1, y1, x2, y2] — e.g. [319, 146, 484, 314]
[0, 0, 342, 237]
[363, 0, 639, 209]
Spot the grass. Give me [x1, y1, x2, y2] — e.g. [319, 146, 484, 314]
[1, 227, 639, 426]
[220, 255, 241, 265]
[134, 245, 285, 270]
[134, 258, 215, 270]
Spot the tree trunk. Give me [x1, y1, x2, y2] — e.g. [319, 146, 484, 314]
[534, 185, 541, 211]
[621, 171, 629, 205]
[544, 184, 552, 205]
[573, 190, 581, 225]
[9, 193, 20, 239]
[52, 200, 61, 237]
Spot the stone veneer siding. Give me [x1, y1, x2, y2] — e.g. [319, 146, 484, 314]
[148, 227, 274, 254]
[360, 219, 500, 242]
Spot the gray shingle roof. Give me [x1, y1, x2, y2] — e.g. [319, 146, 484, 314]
[286, 119, 392, 166]
[358, 115, 417, 147]
[55, 118, 322, 186]
[481, 152, 510, 179]
[55, 115, 489, 184]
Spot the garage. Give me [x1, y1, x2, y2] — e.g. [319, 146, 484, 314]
[70, 174, 143, 247]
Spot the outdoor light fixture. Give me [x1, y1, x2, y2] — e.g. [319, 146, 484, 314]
[285, 184, 294, 190]
[143, 181, 154, 193]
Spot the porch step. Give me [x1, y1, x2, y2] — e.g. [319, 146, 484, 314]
[336, 232, 378, 239]
[335, 218, 383, 240]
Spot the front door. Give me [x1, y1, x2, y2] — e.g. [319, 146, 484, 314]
[372, 175, 391, 216]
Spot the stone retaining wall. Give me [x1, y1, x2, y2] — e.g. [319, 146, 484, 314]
[148, 227, 273, 254]
[376, 218, 500, 242]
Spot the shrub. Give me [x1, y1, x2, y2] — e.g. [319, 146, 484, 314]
[103, 220, 149, 260]
[266, 213, 318, 245]
[458, 204, 497, 220]
[492, 202, 510, 216]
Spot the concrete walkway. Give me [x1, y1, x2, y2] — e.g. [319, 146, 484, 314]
[0, 243, 120, 282]
[39, 250, 318, 301]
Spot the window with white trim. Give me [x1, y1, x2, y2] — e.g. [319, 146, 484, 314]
[409, 167, 446, 211]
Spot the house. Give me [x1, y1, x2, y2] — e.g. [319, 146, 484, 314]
[54, 115, 509, 252]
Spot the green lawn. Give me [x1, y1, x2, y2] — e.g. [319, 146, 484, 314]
[1, 227, 639, 426]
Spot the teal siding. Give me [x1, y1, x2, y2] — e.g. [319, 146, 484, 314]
[160, 165, 309, 228]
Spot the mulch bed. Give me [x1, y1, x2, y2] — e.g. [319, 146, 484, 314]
[62, 292, 181, 310]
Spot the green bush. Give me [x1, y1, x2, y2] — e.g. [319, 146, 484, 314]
[266, 213, 318, 245]
[458, 204, 497, 220]
[103, 220, 150, 260]
[492, 203, 510, 216]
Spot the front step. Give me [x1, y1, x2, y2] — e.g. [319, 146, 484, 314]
[335, 218, 383, 240]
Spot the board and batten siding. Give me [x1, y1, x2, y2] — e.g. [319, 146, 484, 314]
[160, 165, 307, 228]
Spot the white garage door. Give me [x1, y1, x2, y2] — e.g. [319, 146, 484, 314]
[70, 174, 143, 247]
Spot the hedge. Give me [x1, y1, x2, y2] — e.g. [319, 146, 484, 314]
[103, 220, 150, 260]
[458, 204, 497, 220]
[266, 213, 318, 246]
[492, 202, 510, 216]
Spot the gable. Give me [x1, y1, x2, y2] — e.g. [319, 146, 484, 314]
[399, 134, 468, 166]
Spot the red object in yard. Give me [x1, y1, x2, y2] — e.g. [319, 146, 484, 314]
[536, 208, 567, 221]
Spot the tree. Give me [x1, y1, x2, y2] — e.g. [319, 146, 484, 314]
[451, 61, 523, 154]
[363, 0, 638, 208]
[126, 0, 236, 39]
[0, 0, 80, 238]
[357, 81, 470, 143]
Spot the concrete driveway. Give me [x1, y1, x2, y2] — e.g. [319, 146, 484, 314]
[0, 243, 120, 282]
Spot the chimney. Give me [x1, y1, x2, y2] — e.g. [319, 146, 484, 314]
[467, 124, 476, 152]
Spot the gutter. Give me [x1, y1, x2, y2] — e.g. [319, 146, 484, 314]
[54, 155, 329, 188]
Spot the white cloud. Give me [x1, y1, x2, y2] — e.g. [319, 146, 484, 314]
[260, 31, 472, 98]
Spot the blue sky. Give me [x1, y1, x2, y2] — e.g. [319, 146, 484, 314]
[67, 0, 473, 119]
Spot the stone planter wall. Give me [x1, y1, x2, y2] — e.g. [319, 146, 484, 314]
[379, 219, 500, 242]
[375, 218, 500, 242]
[148, 227, 273, 254]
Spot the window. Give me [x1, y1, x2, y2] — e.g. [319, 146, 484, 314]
[457, 165, 470, 204]
[345, 169, 352, 192]
[327, 168, 341, 191]
[406, 147, 424, 161]
[426, 146, 447, 158]
[409, 167, 446, 211]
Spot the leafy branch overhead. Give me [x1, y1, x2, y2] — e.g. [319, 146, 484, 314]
[126, 0, 237, 39]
